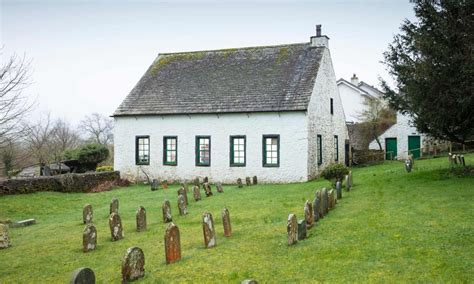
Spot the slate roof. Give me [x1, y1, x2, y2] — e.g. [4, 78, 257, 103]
[113, 43, 325, 116]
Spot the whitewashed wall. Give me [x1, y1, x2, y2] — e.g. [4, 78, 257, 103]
[114, 112, 308, 183]
[307, 48, 349, 179]
[338, 83, 367, 123]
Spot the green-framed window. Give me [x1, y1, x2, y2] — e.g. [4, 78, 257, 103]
[317, 134, 322, 165]
[230, 135, 246, 167]
[196, 136, 211, 166]
[334, 135, 339, 162]
[135, 136, 150, 165]
[263, 134, 280, 167]
[163, 136, 177, 166]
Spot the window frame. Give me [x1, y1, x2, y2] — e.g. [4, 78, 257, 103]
[262, 134, 280, 167]
[330, 98, 334, 115]
[229, 135, 246, 167]
[334, 135, 339, 162]
[195, 135, 211, 167]
[135, 135, 150, 165]
[317, 134, 323, 165]
[163, 136, 178, 166]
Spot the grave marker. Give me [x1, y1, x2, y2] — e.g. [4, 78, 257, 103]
[151, 179, 159, 191]
[177, 187, 188, 205]
[297, 220, 307, 240]
[216, 182, 224, 193]
[222, 208, 232, 237]
[162, 200, 173, 223]
[252, 176, 258, 185]
[245, 177, 251, 186]
[336, 181, 342, 199]
[136, 206, 147, 232]
[164, 223, 181, 264]
[121, 247, 145, 282]
[83, 204, 93, 224]
[203, 182, 213, 197]
[304, 200, 314, 228]
[193, 185, 202, 201]
[110, 197, 119, 214]
[83, 223, 97, 252]
[237, 178, 243, 188]
[70, 267, 95, 284]
[202, 211, 216, 248]
[287, 214, 297, 245]
[109, 212, 124, 241]
[178, 194, 188, 216]
[0, 224, 11, 249]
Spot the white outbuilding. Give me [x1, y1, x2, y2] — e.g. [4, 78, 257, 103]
[113, 27, 348, 183]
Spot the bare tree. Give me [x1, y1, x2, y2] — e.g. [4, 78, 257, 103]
[49, 118, 81, 164]
[358, 98, 396, 150]
[79, 113, 113, 145]
[23, 113, 54, 165]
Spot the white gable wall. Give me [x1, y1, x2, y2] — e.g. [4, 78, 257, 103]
[114, 112, 308, 183]
[338, 83, 367, 123]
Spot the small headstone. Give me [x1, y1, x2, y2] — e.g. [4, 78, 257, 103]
[222, 208, 232, 237]
[237, 178, 243, 188]
[151, 179, 159, 191]
[405, 160, 412, 173]
[136, 206, 147, 232]
[345, 175, 351, 191]
[164, 222, 181, 264]
[322, 188, 329, 215]
[162, 180, 169, 189]
[203, 182, 213, 197]
[216, 182, 224, 193]
[121, 247, 145, 282]
[110, 197, 119, 214]
[177, 187, 188, 205]
[304, 200, 314, 228]
[83, 204, 93, 224]
[287, 213, 297, 245]
[162, 200, 173, 223]
[0, 224, 11, 249]
[252, 176, 258, 185]
[70, 267, 95, 284]
[193, 185, 202, 201]
[202, 211, 216, 248]
[297, 219, 307, 240]
[328, 189, 335, 210]
[245, 177, 251, 186]
[109, 212, 124, 241]
[178, 194, 188, 216]
[312, 197, 319, 223]
[83, 223, 97, 252]
[336, 181, 342, 199]
[315, 190, 323, 219]
[203, 176, 209, 183]
[194, 177, 200, 186]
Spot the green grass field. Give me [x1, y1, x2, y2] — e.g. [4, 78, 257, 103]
[1, 155, 473, 283]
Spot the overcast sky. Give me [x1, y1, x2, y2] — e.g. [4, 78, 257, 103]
[1, 0, 415, 125]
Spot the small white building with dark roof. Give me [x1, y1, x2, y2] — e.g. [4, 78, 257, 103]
[113, 27, 348, 183]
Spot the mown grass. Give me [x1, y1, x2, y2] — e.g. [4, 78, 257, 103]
[0, 155, 473, 283]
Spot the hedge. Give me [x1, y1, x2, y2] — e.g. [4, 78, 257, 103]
[0, 171, 120, 195]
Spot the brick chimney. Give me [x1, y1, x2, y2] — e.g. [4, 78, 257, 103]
[310, 24, 329, 48]
[350, 73, 359, 85]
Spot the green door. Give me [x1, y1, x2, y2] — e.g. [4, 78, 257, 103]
[408, 136, 421, 159]
[385, 138, 397, 160]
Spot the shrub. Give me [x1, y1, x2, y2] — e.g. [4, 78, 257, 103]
[321, 163, 349, 185]
[96, 165, 114, 172]
[63, 144, 109, 172]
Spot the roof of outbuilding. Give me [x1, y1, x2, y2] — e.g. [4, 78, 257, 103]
[113, 43, 325, 116]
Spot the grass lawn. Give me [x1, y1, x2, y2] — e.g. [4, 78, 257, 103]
[1, 155, 473, 283]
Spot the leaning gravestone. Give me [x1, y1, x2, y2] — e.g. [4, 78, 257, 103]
[252, 176, 258, 185]
[0, 224, 11, 249]
[345, 175, 351, 191]
[237, 178, 243, 188]
[151, 179, 159, 191]
[83, 223, 97, 252]
[245, 177, 251, 186]
[110, 197, 119, 214]
[222, 208, 232, 237]
[202, 211, 216, 248]
[297, 219, 307, 240]
[83, 204, 93, 224]
[70, 267, 95, 284]
[177, 187, 188, 205]
[122, 247, 145, 282]
[287, 214, 297, 245]
[304, 200, 314, 228]
[312, 197, 319, 223]
[178, 194, 188, 216]
[336, 181, 342, 199]
[136, 206, 147, 232]
[216, 182, 224, 193]
[193, 185, 202, 201]
[203, 182, 213, 197]
[162, 200, 173, 223]
[109, 212, 124, 241]
[164, 222, 181, 264]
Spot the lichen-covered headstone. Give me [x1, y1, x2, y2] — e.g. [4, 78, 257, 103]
[203, 176, 209, 183]
[136, 206, 147, 232]
[237, 178, 243, 188]
[304, 200, 314, 228]
[83, 223, 97, 252]
[177, 187, 188, 205]
[216, 182, 224, 193]
[164, 222, 181, 264]
[178, 194, 188, 216]
[287, 214, 297, 245]
[70, 267, 95, 284]
[222, 208, 232, 237]
[312, 197, 319, 223]
[405, 159, 412, 173]
[252, 176, 258, 185]
[162, 180, 169, 189]
[328, 189, 335, 210]
[202, 211, 216, 248]
[151, 179, 159, 191]
[194, 177, 200, 186]
[245, 177, 251, 186]
[297, 219, 307, 240]
[162, 200, 172, 223]
[110, 197, 119, 214]
[193, 185, 201, 201]
[0, 224, 11, 249]
[203, 182, 213, 197]
[336, 180, 342, 199]
[109, 212, 124, 241]
[121, 247, 145, 282]
[345, 175, 351, 191]
[83, 204, 93, 224]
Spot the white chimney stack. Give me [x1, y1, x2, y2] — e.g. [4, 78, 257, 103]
[350, 73, 359, 85]
[310, 24, 329, 48]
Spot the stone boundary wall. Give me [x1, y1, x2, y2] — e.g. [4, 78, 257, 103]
[352, 150, 384, 165]
[0, 171, 120, 195]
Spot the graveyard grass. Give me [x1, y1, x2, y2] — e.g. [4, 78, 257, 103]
[1, 155, 473, 283]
